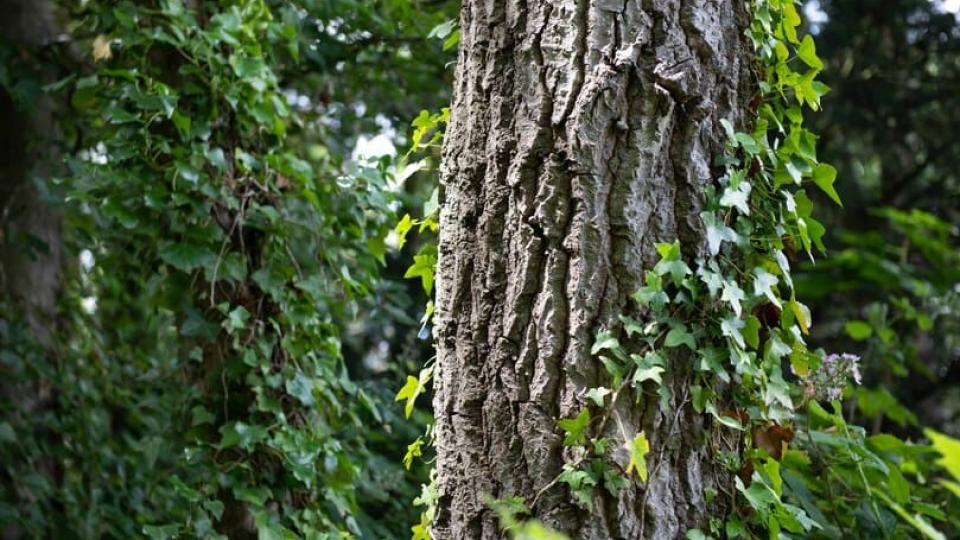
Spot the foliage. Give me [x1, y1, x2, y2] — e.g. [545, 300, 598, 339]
[0, 0, 456, 538]
[530, 1, 960, 538]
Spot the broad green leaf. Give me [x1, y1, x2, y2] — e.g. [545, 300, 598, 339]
[812, 164, 841, 206]
[395, 367, 433, 419]
[925, 429, 960, 482]
[797, 35, 824, 70]
[844, 320, 873, 340]
[665, 324, 697, 350]
[557, 408, 591, 446]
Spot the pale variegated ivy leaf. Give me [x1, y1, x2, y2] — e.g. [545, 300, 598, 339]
[586, 387, 612, 407]
[633, 351, 666, 385]
[774, 250, 793, 288]
[633, 365, 665, 386]
[753, 268, 782, 308]
[697, 262, 724, 297]
[720, 181, 751, 215]
[591, 331, 620, 355]
[721, 279, 745, 317]
[620, 315, 645, 337]
[702, 211, 739, 256]
[721, 316, 746, 349]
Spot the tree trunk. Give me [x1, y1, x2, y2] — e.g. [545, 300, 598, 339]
[433, 1, 753, 538]
[0, 0, 62, 344]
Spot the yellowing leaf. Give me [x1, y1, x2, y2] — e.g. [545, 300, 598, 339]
[789, 296, 811, 335]
[625, 431, 650, 481]
[92, 34, 113, 62]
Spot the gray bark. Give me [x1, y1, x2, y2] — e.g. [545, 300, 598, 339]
[433, 1, 753, 538]
[0, 0, 63, 344]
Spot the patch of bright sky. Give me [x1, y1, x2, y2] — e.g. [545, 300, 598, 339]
[803, 1, 958, 34]
[352, 114, 398, 160]
[804, 1, 829, 34]
[940, 0, 960, 13]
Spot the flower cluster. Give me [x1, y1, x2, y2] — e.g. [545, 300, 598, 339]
[806, 353, 862, 401]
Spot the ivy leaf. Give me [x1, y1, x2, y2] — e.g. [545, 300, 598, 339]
[702, 212, 739, 256]
[925, 429, 960, 482]
[404, 247, 437, 295]
[653, 245, 691, 286]
[633, 351, 666, 386]
[665, 323, 697, 350]
[721, 317, 746, 349]
[697, 264, 724, 297]
[812, 164, 842, 206]
[557, 408, 591, 446]
[720, 181, 751, 215]
[586, 387, 612, 407]
[743, 315, 761, 350]
[625, 432, 650, 481]
[159, 242, 215, 273]
[634, 272, 670, 308]
[394, 213, 415, 250]
[403, 437, 424, 470]
[797, 35, 824, 70]
[844, 320, 872, 340]
[591, 331, 620, 355]
[721, 279, 745, 317]
[789, 296, 812, 335]
[753, 268, 782, 308]
[395, 366, 433, 419]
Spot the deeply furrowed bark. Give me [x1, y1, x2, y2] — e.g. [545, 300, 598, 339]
[433, 1, 754, 538]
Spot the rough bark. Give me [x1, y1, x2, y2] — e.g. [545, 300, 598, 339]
[0, 0, 63, 344]
[432, 1, 754, 538]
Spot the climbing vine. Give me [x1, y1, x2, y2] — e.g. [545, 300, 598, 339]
[50, 1, 400, 537]
[398, 2, 960, 540]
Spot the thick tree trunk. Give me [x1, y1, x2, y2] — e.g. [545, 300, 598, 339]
[0, 0, 62, 344]
[433, 1, 753, 538]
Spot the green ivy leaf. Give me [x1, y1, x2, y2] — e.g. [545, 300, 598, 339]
[395, 366, 433, 419]
[665, 323, 697, 350]
[812, 163, 841, 206]
[557, 408, 591, 446]
[591, 331, 620, 355]
[844, 320, 872, 340]
[797, 35, 824, 70]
